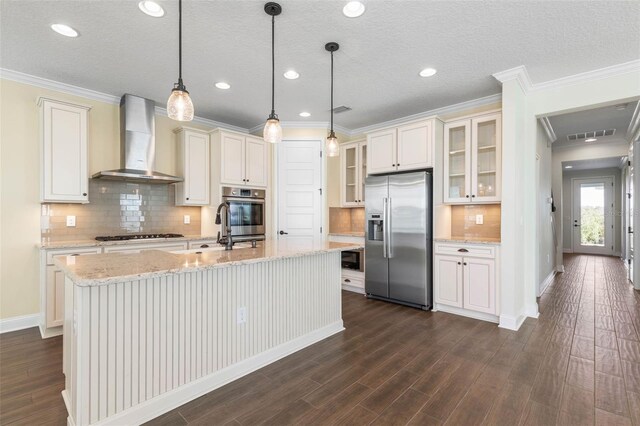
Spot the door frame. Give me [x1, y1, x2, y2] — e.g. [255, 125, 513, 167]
[272, 138, 326, 240]
[571, 175, 615, 255]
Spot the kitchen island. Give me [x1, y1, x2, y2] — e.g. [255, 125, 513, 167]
[55, 239, 362, 426]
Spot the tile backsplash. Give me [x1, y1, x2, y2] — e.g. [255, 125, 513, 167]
[329, 207, 365, 233]
[450, 204, 501, 240]
[41, 180, 201, 242]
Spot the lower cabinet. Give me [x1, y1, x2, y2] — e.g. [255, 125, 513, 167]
[341, 269, 365, 294]
[45, 266, 66, 328]
[434, 242, 499, 320]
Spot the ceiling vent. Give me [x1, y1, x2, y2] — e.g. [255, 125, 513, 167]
[566, 129, 615, 141]
[332, 105, 352, 114]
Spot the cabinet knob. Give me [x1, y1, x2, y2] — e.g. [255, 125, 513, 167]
[466, 195, 470, 198]
[82, 193, 87, 196]
[472, 195, 476, 198]
[463, 262, 468, 266]
[392, 164, 396, 167]
[186, 197, 189, 200]
[457, 262, 461, 265]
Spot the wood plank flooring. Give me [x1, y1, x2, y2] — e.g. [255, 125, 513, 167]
[1, 254, 638, 425]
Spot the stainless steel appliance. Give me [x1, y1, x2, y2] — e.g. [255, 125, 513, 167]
[342, 249, 364, 272]
[365, 171, 432, 309]
[220, 186, 266, 242]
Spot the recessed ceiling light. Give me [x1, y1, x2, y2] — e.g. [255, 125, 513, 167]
[283, 70, 300, 80]
[585, 138, 597, 143]
[215, 82, 231, 90]
[419, 68, 437, 77]
[565, 165, 573, 169]
[50, 24, 78, 38]
[299, 112, 311, 117]
[343, 1, 365, 18]
[138, 1, 165, 17]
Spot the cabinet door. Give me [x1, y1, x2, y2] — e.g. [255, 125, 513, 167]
[181, 131, 210, 205]
[358, 142, 367, 205]
[40, 99, 89, 203]
[220, 133, 246, 186]
[245, 136, 268, 187]
[434, 255, 463, 308]
[471, 113, 501, 203]
[444, 120, 471, 203]
[463, 257, 496, 314]
[46, 266, 65, 328]
[397, 120, 433, 171]
[341, 143, 360, 207]
[367, 129, 397, 174]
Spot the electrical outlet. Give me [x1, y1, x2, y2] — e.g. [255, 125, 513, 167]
[66, 215, 76, 227]
[475, 214, 484, 225]
[237, 307, 247, 324]
[183, 215, 190, 224]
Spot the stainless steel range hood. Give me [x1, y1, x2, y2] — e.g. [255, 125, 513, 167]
[92, 94, 183, 184]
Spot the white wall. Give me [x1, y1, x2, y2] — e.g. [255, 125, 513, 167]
[536, 122, 554, 294]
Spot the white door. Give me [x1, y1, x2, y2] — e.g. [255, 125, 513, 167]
[245, 136, 268, 187]
[434, 255, 463, 308]
[396, 120, 432, 171]
[463, 257, 496, 314]
[572, 177, 615, 255]
[277, 140, 323, 242]
[220, 133, 246, 186]
[367, 129, 397, 174]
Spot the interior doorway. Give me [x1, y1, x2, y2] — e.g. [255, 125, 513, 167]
[571, 177, 615, 255]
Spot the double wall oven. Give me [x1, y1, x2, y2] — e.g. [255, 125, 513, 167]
[220, 186, 266, 242]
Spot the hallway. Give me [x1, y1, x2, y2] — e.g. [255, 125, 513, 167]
[534, 254, 640, 424]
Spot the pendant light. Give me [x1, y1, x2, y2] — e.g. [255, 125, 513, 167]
[263, 2, 283, 144]
[325, 42, 340, 157]
[167, 0, 194, 121]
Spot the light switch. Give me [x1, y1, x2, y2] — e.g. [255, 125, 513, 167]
[475, 214, 484, 225]
[66, 215, 76, 227]
[183, 215, 191, 224]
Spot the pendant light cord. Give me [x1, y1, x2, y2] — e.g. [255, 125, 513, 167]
[330, 50, 334, 133]
[178, 0, 183, 86]
[271, 13, 275, 116]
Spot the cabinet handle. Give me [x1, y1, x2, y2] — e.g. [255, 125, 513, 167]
[344, 279, 351, 283]
[70, 253, 79, 256]
[458, 248, 469, 252]
[397, 164, 400, 166]
[200, 244, 209, 248]
[82, 193, 87, 196]
[472, 195, 476, 198]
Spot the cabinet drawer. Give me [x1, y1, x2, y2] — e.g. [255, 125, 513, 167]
[434, 243, 496, 259]
[188, 240, 219, 249]
[103, 242, 188, 254]
[46, 247, 102, 265]
[342, 275, 364, 289]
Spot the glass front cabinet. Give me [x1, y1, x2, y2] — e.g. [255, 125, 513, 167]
[340, 139, 367, 207]
[444, 112, 501, 204]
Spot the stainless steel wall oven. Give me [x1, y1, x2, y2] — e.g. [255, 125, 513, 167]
[220, 187, 266, 241]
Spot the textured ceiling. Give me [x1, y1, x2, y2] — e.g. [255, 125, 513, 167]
[549, 101, 638, 148]
[1, 0, 639, 130]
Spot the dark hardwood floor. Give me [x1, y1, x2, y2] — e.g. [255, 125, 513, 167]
[1, 254, 638, 425]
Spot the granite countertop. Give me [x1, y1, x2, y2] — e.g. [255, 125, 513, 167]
[434, 237, 501, 245]
[54, 239, 364, 286]
[39, 234, 218, 249]
[328, 232, 365, 237]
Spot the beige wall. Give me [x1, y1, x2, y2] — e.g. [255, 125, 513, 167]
[0, 78, 211, 320]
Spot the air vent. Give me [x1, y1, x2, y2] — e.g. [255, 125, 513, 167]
[332, 105, 352, 114]
[566, 129, 615, 141]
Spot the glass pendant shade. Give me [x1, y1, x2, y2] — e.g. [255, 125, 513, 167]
[263, 117, 282, 144]
[326, 132, 339, 157]
[167, 87, 194, 121]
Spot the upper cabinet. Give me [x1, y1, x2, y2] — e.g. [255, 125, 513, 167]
[340, 139, 367, 207]
[174, 128, 210, 206]
[444, 112, 501, 204]
[366, 118, 441, 175]
[39, 98, 90, 203]
[211, 130, 268, 188]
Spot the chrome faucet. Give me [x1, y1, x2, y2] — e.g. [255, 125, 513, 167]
[215, 202, 234, 250]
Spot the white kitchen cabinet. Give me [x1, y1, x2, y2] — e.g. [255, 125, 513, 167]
[444, 112, 501, 203]
[366, 118, 441, 175]
[216, 130, 268, 188]
[102, 242, 188, 254]
[174, 128, 210, 206]
[39, 97, 90, 203]
[434, 242, 499, 321]
[340, 139, 367, 207]
[45, 266, 65, 328]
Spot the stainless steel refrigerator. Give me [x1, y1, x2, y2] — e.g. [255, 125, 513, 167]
[365, 171, 432, 309]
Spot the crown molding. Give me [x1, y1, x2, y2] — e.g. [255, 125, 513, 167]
[539, 116, 557, 146]
[0, 68, 249, 133]
[492, 65, 533, 94]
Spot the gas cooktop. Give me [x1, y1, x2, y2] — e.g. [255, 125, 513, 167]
[95, 233, 184, 242]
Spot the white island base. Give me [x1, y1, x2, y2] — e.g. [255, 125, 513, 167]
[59, 244, 352, 425]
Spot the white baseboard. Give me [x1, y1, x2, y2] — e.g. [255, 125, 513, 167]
[555, 265, 565, 273]
[89, 321, 344, 426]
[342, 284, 365, 295]
[433, 304, 499, 324]
[538, 270, 557, 297]
[499, 312, 527, 331]
[563, 248, 573, 253]
[39, 324, 63, 339]
[0, 313, 39, 334]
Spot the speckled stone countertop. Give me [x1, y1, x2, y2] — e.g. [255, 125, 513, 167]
[54, 239, 364, 286]
[39, 234, 217, 249]
[328, 232, 365, 237]
[434, 237, 501, 245]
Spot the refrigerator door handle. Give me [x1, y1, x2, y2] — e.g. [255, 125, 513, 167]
[388, 197, 393, 258]
[382, 197, 388, 258]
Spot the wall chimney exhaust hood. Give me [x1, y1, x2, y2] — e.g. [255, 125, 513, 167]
[92, 94, 183, 184]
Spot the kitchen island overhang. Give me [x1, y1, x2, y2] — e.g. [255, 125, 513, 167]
[55, 240, 361, 426]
